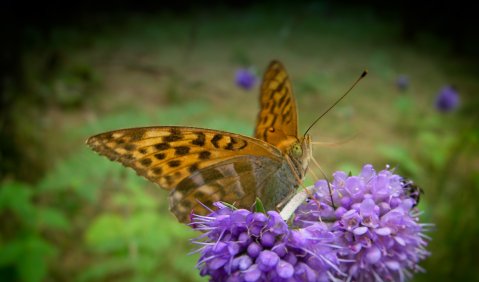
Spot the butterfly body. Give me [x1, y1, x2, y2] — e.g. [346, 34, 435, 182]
[87, 61, 311, 223]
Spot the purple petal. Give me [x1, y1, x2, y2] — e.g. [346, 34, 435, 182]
[244, 264, 262, 282]
[276, 260, 295, 278]
[360, 198, 376, 216]
[283, 252, 298, 265]
[385, 260, 400, 270]
[375, 227, 392, 236]
[232, 255, 253, 271]
[247, 242, 262, 258]
[294, 262, 317, 282]
[209, 257, 228, 270]
[272, 243, 287, 257]
[260, 232, 276, 248]
[228, 242, 241, 256]
[257, 250, 280, 271]
[353, 226, 368, 235]
[365, 246, 381, 264]
[395, 236, 406, 246]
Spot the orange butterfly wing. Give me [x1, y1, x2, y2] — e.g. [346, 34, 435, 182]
[255, 60, 298, 147]
[87, 126, 283, 190]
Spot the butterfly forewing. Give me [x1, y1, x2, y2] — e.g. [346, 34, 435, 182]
[255, 60, 298, 146]
[87, 126, 287, 221]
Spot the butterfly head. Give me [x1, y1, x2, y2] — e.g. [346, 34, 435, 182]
[284, 134, 312, 181]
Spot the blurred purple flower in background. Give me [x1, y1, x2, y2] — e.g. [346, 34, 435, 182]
[235, 68, 258, 90]
[435, 85, 460, 112]
[191, 165, 432, 282]
[396, 75, 409, 92]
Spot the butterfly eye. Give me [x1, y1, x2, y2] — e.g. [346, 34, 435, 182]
[291, 143, 303, 158]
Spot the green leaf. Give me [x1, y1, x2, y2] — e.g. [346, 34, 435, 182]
[0, 240, 23, 266]
[17, 237, 56, 282]
[0, 181, 35, 223]
[85, 213, 127, 253]
[35, 207, 70, 231]
[254, 198, 266, 214]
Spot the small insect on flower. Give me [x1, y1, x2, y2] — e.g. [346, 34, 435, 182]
[235, 68, 258, 90]
[435, 85, 460, 112]
[401, 178, 423, 207]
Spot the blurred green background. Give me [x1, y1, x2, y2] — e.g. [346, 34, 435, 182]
[1, 1, 478, 282]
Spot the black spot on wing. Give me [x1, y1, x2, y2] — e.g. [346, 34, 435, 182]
[278, 93, 287, 108]
[124, 144, 136, 151]
[225, 138, 238, 150]
[191, 132, 206, 146]
[189, 163, 199, 173]
[199, 151, 211, 160]
[155, 153, 166, 160]
[155, 143, 170, 151]
[211, 134, 223, 148]
[163, 128, 183, 142]
[175, 146, 190, 156]
[168, 160, 181, 168]
[141, 158, 152, 166]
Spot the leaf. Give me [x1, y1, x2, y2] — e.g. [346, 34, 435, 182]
[0, 240, 23, 266]
[85, 213, 126, 253]
[254, 197, 266, 214]
[35, 207, 71, 231]
[0, 181, 35, 223]
[17, 237, 56, 282]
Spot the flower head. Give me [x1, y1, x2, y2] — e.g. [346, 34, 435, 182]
[295, 164, 431, 281]
[396, 75, 409, 92]
[191, 165, 431, 281]
[235, 68, 257, 90]
[191, 203, 340, 281]
[435, 85, 459, 112]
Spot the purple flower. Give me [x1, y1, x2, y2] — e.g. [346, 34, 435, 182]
[191, 203, 340, 281]
[235, 68, 257, 90]
[191, 165, 431, 281]
[396, 75, 409, 91]
[435, 85, 460, 112]
[295, 164, 432, 281]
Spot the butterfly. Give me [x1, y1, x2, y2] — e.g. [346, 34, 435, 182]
[87, 60, 312, 223]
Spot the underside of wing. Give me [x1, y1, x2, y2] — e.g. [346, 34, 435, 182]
[169, 155, 282, 222]
[86, 126, 282, 191]
[255, 60, 298, 145]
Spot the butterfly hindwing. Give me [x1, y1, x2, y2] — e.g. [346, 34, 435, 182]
[169, 155, 282, 222]
[87, 126, 283, 191]
[255, 60, 298, 146]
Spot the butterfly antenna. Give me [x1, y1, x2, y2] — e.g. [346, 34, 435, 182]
[303, 70, 368, 137]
